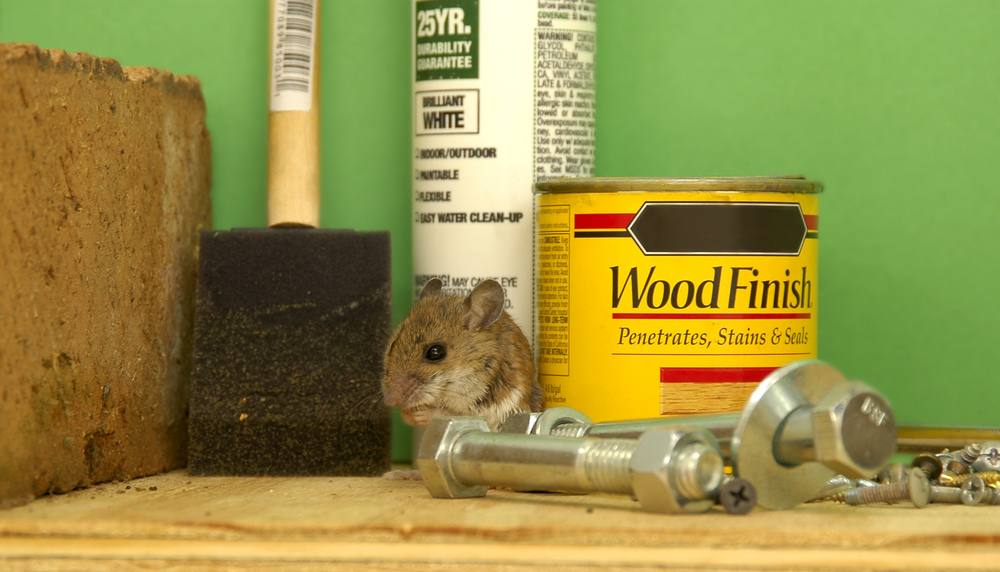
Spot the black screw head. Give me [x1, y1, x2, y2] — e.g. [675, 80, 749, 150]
[719, 478, 758, 515]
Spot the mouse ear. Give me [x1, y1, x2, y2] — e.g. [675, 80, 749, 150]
[419, 278, 443, 299]
[463, 280, 505, 330]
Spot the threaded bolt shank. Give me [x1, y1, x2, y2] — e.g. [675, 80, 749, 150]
[582, 439, 636, 495]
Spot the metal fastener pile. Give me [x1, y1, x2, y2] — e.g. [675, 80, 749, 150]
[414, 359, 998, 514]
[809, 442, 1000, 507]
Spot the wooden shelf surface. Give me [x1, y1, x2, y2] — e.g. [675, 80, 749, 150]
[1, 469, 999, 570]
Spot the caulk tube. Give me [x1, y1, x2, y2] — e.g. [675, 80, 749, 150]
[412, 0, 597, 343]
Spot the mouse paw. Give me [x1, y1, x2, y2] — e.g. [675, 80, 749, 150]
[383, 469, 423, 481]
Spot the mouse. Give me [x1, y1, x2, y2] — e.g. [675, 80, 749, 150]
[382, 278, 544, 432]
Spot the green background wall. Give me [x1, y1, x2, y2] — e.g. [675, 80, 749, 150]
[3, 0, 997, 462]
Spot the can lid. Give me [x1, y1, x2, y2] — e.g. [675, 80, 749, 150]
[534, 176, 823, 195]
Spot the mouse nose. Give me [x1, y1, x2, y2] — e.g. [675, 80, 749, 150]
[383, 373, 420, 407]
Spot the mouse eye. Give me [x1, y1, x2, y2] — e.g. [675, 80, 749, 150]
[424, 344, 447, 362]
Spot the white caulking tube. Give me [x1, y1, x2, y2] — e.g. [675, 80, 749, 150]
[411, 0, 597, 344]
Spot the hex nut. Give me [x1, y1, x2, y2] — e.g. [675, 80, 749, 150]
[531, 407, 594, 436]
[812, 381, 897, 479]
[415, 417, 491, 499]
[629, 428, 721, 514]
[498, 411, 541, 435]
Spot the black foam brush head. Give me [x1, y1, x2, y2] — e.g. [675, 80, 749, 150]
[188, 228, 392, 476]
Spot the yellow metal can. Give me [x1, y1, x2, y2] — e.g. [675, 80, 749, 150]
[535, 177, 822, 421]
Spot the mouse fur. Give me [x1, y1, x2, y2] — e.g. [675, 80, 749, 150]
[382, 278, 543, 431]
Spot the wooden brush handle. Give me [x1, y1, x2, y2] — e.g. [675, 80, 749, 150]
[267, 0, 321, 228]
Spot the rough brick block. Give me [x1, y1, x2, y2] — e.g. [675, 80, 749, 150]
[0, 43, 212, 508]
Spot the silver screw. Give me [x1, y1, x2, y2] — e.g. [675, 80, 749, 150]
[980, 487, 1000, 506]
[956, 443, 983, 466]
[929, 485, 964, 504]
[809, 475, 860, 502]
[961, 475, 990, 506]
[837, 470, 930, 508]
[972, 441, 1000, 473]
[417, 417, 726, 514]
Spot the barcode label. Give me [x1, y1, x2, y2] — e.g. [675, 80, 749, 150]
[270, 0, 316, 112]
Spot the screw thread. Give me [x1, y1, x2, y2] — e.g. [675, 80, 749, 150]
[843, 481, 910, 505]
[551, 422, 591, 439]
[938, 470, 1000, 489]
[957, 443, 982, 466]
[582, 439, 637, 495]
[673, 442, 725, 501]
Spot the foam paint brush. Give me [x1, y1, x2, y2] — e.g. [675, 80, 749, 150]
[188, 0, 391, 476]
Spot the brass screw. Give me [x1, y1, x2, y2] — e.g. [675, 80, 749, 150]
[939, 470, 1000, 489]
[911, 453, 943, 481]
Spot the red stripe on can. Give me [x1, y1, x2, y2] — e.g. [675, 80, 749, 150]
[660, 367, 776, 384]
[804, 215, 819, 231]
[574, 213, 635, 230]
[614, 313, 811, 320]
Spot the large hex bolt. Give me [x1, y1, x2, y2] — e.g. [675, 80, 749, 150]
[502, 408, 740, 456]
[416, 417, 726, 514]
[501, 361, 898, 510]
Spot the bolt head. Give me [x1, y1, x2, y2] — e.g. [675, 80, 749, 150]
[961, 475, 987, 506]
[908, 469, 930, 508]
[972, 441, 1000, 473]
[629, 429, 722, 514]
[812, 381, 897, 479]
[946, 459, 971, 475]
[415, 417, 491, 499]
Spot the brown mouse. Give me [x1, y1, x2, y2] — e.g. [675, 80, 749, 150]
[382, 278, 544, 431]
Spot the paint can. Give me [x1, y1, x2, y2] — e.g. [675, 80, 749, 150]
[535, 177, 822, 421]
[411, 0, 597, 342]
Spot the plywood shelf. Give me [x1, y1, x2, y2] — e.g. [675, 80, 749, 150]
[1, 469, 998, 570]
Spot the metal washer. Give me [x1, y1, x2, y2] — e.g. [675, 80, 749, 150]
[730, 360, 846, 510]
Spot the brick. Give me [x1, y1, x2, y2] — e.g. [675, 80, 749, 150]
[0, 43, 212, 507]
